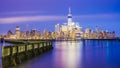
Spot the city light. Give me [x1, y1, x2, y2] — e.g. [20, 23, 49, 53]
[0, 8, 115, 40]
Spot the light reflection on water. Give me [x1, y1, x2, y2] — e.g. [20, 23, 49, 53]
[1, 40, 120, 68]
[54, 41, 83, 68]
[0, 43, 2, 68]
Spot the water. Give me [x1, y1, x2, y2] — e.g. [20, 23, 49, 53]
[0, 43, 2, 68]
[2, 40, 120, 68]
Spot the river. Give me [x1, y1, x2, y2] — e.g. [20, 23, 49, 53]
[1, 40, 120, 68]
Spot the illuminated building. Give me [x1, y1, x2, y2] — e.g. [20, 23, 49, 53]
[68, 7, 73, 30]
[30, 29, 40, 39]
[55, 7, 83, 40]
[7, 30, 13, 38]
[15, 26, 20, 39]
[61, 23, 68, 32]
[20, 31, 25, 39]
[55, 23, 60, 33]
[26, 31, 30, 39]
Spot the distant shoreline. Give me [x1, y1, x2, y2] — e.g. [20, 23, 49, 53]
[0, 39, 120, 44]
[1, 38, 120, 41]
[55, 39, 119, 41]
[0, 38, 119, 44]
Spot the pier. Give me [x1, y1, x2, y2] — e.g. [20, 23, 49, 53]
[2, 40, 53, 68]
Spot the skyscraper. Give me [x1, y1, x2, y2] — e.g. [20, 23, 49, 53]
[55, 24, 60, 33]
[7, 30, 13, 37]
[15, 26, 20, 39]
[55, 7, 83, 40]
[68, 7, 73, 30]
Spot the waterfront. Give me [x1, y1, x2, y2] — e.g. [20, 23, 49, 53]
[1, 40, 120, 68]
[0, 44, 2, 68]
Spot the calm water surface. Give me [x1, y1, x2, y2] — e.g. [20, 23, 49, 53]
[0, 43, 2, 68]
[2, 40, 120, 68]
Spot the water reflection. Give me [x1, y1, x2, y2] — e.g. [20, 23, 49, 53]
[2, 40, 120, 68]
[54, 41, 83, 68]
[82, 40, 120, 68]
[0, 43, 2, 68]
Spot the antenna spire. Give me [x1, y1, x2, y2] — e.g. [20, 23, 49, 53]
[69, 7, 71, 14]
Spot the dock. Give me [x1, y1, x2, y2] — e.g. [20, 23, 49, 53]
[2, 40, 53, 68]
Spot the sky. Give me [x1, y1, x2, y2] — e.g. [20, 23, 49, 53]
[0, 0, 120, 36]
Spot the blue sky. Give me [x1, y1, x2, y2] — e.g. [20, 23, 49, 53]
[0, 0, 120, 36]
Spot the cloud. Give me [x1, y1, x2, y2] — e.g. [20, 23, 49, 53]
[74, 14, 120, 19]
[0, 11, 45, 15]
[0, 13, 119, 24]
[0, 15, 66, 24]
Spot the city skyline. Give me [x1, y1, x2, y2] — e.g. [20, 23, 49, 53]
[0, 0, 120, 36]
[2, 8, 115, 40]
